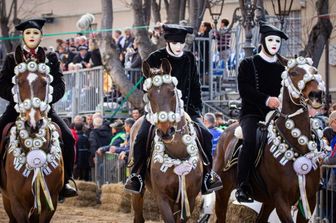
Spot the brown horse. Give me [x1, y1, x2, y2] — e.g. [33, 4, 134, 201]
[0, 49, 63, 222]
[130, 59, 203, 222]
[214, 56, 326, 223]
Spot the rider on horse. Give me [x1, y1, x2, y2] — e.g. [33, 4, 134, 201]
[0, 18, 77, 198]
[235, 23, 288, 202]
[125, 24, 222, 194]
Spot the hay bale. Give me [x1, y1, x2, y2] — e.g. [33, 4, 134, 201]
[226, 201, 257, 223]
[100, 183, 132, 213]
[63, 180, 98, 207]
[142, 191, 160, 221]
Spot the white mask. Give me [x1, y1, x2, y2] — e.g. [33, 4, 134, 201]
[23, 28, 42, 49]
[166, 42, 185, 57]
[265, 35, 281, 56]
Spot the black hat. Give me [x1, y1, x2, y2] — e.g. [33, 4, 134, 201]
[15, 19, 46, 31]
[163, 24, 193, 43]
[259, 23, 288, 40]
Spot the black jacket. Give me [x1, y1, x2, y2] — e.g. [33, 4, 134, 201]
[0, 46, 65, 105]
[88, 124, 112, 154]
[145, 48, 202, 117]
[238, 55, 284, 119]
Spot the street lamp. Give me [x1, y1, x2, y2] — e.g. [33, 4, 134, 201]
[271, 0, 294, 30]
[207, 0, 225, 29]
[235, 0, 264, 57]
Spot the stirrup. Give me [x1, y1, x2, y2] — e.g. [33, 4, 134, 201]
[124, 173, 143, 194]
[203, 171, 223, 193]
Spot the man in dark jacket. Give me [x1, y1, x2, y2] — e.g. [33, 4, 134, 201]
[235, 23, 288, 202]
[0, 18, 77, 198]
[125, 24, 222, 194]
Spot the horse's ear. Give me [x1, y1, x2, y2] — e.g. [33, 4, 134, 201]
[161, 58, 171, 75]
[36, 47, 46, 64]
[277, 54, 288, 67]
[15, 46, 24, 64]
[142, 61, 151, 78]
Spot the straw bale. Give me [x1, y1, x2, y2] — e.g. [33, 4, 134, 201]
[226, 201, 257, 223]
[75, 180, 97, 192]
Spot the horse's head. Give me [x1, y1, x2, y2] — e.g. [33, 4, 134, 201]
[279, 55, 325, 109]
[142, 59, 184, 142]
[12, 49, 53, 131]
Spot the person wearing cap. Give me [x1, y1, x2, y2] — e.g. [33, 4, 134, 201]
[124, 24, 222, 194]
[0, 18, 77, 198]
[236, 23, 288, 202]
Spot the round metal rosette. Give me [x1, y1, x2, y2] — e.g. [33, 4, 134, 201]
[32, 97, 41, 108]
[13, 147, 22, 157]
[17, 62, 27, 73]
[152, 75, 163, 87]
[297, 80, 305, 90]
[168, 111, 176, 122]
[281, 71, 288, 79]
[296, 56, 306, 65]
[33, 138, 44, 148]
[143, 78, 152, 91]
[287, 59, 297, 69]
[15, 120, 25, 130]
[305, 57, 313, 65]
[143, 93, 149, 103]
[284, 150, 295, 160]
[307, 141, 317, 151]
[298, 135, 308, 145]
[171, 77, 178, 86]
[182, 134, 193, 145]
[158, 111, 168, 122]
[27, 61, 38, 72]
[48, 86, 54, 94]
[38, 63, 48, 73]
[154, 142, 165, 153]
[310, 119, 320, 130]
[293, 156, 312, 175]
[285, 119, 295, 130]
[24, 138, 33, 148]
[22, 99, 32, 110]
[162, 74, 172, 84]
[26, 149, 47, 168]
[291, 128, 301, 138]
[47, 74, 53, 83]
[187, 144, 198, 155]
[19, 129, 29, 139]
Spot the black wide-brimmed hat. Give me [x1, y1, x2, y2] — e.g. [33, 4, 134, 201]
[163, 24, 193, 43]
[259, 22, 288, 40]
[15, 19, 46, 31]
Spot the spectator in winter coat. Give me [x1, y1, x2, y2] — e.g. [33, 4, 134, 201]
[74, 122, 91, 181]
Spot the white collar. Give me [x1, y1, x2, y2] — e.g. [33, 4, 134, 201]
[23, 45, 37, 53]
[258, 50, 277, 63]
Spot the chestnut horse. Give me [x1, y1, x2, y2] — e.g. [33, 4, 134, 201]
[214, 56, 327, 223]
[130, 59, 203, 222]
[0, 49, 63, 222]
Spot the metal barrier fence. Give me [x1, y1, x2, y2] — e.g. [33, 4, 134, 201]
[93, 153, 128, 188]
[314, 165, 336, 223]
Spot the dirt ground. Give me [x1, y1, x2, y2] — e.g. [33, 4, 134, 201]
[0, 195, 161, 223]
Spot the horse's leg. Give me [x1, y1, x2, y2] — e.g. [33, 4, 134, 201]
[132, 193, 145, 223]
[256, 203, 275, 223]
[9, 197, 29, 222]
[2, 195, 17, 223]
[296, 194, 317, 223]
[215, 170, 235, 223]
[156, 195, 175, 223]
[274, 198, 294, 223]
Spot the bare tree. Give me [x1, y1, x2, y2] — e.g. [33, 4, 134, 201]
[151, 0, 161, 23]
[99, 0, 144, 109]
[0, 0, 19, 52]
[300, 0, 333, 67]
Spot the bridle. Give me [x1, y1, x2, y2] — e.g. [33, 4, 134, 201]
[280, 56, 325, 109]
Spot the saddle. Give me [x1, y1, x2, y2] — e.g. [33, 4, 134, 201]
[223, 123, 268, 172]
